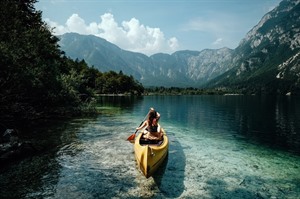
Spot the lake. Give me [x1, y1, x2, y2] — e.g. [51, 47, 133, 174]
[0, 95, 299, 198]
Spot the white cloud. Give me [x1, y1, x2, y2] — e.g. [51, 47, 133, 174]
[66, 14, 88, 34]
[168, 37, 179, 50]
[46, 13, 179, 56]
[212, 38, 223, 46]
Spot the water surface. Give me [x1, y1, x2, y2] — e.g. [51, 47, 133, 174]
[0, 95, 299, 198]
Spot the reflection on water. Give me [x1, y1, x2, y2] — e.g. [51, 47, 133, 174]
[0, 95, 299, 198]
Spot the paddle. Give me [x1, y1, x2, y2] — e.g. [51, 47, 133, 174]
[127, 111, 149, 142]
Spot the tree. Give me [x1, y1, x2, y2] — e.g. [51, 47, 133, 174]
[0, 0, 64, 118]
[0, 0, 144, 122]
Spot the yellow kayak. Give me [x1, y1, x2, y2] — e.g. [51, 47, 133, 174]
[134, 128, 169, 178]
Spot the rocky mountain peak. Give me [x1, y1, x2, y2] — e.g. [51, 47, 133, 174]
[239, 0, 300, 51]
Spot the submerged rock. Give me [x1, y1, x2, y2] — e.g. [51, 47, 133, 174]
[0, 129, 37, 167]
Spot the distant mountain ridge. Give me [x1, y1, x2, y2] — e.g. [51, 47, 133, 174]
[59, 33, 234, 87]
[58, 0, 300, 94]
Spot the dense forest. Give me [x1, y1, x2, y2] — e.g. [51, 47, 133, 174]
[145, 87, 229, 95]
[0, 0, 144, 123]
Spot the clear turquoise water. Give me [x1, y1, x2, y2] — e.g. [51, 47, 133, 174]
[0, 95, 299, 198]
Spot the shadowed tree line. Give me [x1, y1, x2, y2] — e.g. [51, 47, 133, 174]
[0, 0, 144, 123]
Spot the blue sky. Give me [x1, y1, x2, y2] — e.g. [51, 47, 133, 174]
[36, 0, 281, 56]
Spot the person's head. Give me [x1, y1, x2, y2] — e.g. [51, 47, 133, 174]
[148, 110, 157, 125]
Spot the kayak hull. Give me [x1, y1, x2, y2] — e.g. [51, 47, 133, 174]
[134, 129, 168, 178]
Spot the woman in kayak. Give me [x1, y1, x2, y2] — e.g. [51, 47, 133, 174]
[136, 108, 162, 140]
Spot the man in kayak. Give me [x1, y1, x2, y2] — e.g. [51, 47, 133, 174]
[136, 108, 162, 140]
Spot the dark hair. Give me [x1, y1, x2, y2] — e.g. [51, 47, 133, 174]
[148, 110, 157, 126]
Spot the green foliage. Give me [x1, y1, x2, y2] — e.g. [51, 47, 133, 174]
[97, 71, 144, 95]
[0, 0, 63, 119]
[0, 0, 144, 122]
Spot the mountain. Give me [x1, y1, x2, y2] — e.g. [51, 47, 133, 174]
[58, 0, 300, 94]
[58, 33, 234, 87]
[207, 0, 300, 94]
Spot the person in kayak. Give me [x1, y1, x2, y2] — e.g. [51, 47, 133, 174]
[136, 108, 162, 140]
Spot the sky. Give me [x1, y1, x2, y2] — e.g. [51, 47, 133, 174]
[35, 0, 281, 56]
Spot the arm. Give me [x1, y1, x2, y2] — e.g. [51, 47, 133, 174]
[136, 121, 147, 130]
[157, 123, 161, 133]
[156, 112, 160, 121]
[150, 107, 160, 121]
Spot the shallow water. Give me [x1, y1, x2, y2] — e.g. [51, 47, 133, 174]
[0, 95, 300, 198]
